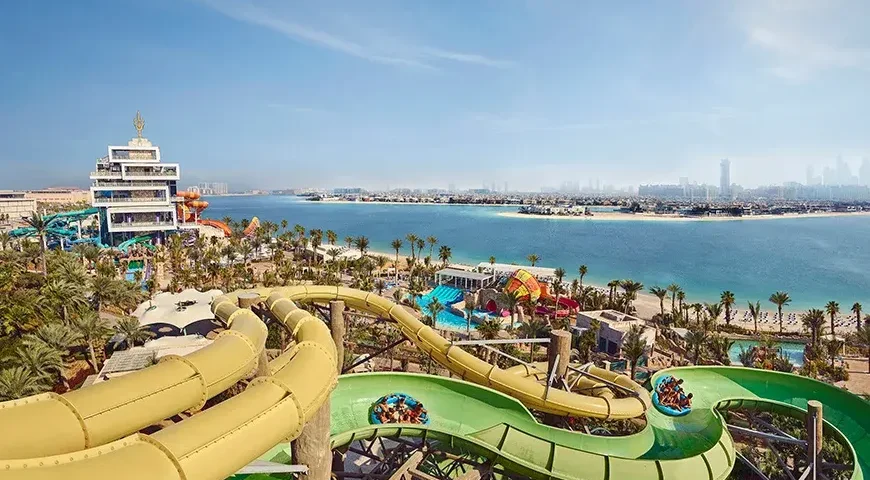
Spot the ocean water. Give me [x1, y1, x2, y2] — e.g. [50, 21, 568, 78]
[205, 195, 870, 310]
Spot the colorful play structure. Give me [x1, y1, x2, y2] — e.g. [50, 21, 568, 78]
[176, 191, 232, 237]
[0, 285, 867, 479]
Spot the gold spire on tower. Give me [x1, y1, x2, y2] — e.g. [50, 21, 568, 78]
[133, 111, 145, 138]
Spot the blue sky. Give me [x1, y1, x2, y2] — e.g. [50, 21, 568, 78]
[1, 0, 868, 190]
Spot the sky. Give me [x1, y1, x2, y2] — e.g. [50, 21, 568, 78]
[1, 0, 869, 191]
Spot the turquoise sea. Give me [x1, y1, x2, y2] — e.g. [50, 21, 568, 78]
[205, 195, 870, 310]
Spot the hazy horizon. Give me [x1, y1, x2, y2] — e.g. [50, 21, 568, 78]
[1, 0, 869, 191]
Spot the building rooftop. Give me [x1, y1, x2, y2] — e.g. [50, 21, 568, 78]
[578, 309, 645, 332]
[132, 288, 224, 329]
[435, 268, 493, 281]
[93, 335, 213, 383]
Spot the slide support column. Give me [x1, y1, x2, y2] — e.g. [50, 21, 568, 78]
[807, 400, 823, 479]
[291, 300, 344, 479]
[547, 330, 571, 381]
[239, 293, 270, 377]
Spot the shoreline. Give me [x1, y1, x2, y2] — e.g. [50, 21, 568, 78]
[498, 210, 870, 222]
[306, 200, 516, 207]
[363, 248, 842, 332]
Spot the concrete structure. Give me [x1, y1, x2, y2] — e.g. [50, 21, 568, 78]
[24, 188, 90, 204]
[435, 268, 493, 290]
[0, 191, 36, 222]
[575, 310, 656, 355]
[720, 159, 731, 199]
[89, 112, 184, 246]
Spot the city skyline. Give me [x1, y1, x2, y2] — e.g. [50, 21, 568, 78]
[1, 1, 869, 190]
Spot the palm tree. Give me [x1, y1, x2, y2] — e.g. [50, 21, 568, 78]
[519, 317, 548, 362]
[578, 265, 588, 290]
[705, 302, 723, 331]
[344, 236, 354, 250]
[354, 236, 370, 257]
[667, 283, 681, 313]
[8, 342, 64, 389]
[619, 280, 644, 314]
[390, 239, 403, 281]
[769, 291, 791, 334]
[855, 323, 870, 373]
[326, 230, 337, 245]
[676, 291, 686, 323]
[438, 245, 452, 267]
[553, 267, 566, 309]
[426, 236, 438, 261]
[427, 298, 444, 329]
[415, 238, 425, 260]
[526, 254, 539, 267]
[23, 211, 48, 276]
[621, 324, 647, 381]
[748, 300, 762, 334]
[504, 290, 521, 325]
[708, 334, 734, 365]
[0, 231, 10, 251]
[0, 367, 44, 401]
[406, 234, 419, 261]
[684, 328, 708, 364]
[71, 308, 112, 370]
[720, 291, 735, 326]
[649, 286, 667, 318]
[464, 296, 476, 339]
[801, 308, 826, 350]
[115, 316, 153, 349]
[488, 256, 496, 269]
[825, 301, 840, 338]
[607, 280, 619, 306]
[852, 302, 863, 329]
[692, 303, 704, 325]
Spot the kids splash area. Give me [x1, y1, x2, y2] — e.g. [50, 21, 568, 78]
[0, 285, 866, 480]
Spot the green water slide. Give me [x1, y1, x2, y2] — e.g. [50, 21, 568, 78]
[329, 367, 870, 480]
[117, 234, 157, 253]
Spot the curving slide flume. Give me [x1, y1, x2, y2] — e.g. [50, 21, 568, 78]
[1, 286, 868, 479]
[331, 368, 870, 480]
[0, 287, 337, 479]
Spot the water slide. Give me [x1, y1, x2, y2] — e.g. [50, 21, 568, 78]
[330, 367, 870, 480]
[199, 219, 232, 236]
[0, 286, 337, 479]
[2, 286, 868, 479]
[118, 234, 157, 253]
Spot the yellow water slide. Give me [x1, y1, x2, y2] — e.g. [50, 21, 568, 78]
[0, 285, 646, 479]
[279, 286, 650, 420]
[0, 287, 337, 479]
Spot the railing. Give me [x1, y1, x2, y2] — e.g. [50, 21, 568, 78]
[111, 221, 176, 227]
[123, 170, 178, 177]
[90, 171, 122, 177]
[93, 197, 169, 204]
[93, 180, 171, 187]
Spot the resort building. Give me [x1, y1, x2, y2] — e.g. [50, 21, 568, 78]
[24, 188, 90, 204]
[0, 191, 36, 222]
[89, 112, 187, 246]
[575, 310, 656, 355]
[434, 268, 494, 290]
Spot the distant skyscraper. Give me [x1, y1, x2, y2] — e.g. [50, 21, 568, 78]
[860, 158, 870, 186]
[806, 166, 814, 186]
[678, 177, 689, 186]
[823, 166, 835, 186]
[504, 181, 508, 193]
[448, 183, 456, 193]
[836, 156, 852, 185]
[719, 159, 731, 199]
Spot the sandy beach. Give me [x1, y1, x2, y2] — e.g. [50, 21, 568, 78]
[498, 211, 870, 222]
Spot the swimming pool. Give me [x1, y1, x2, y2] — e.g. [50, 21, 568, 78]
[728, 339, 806, 367]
